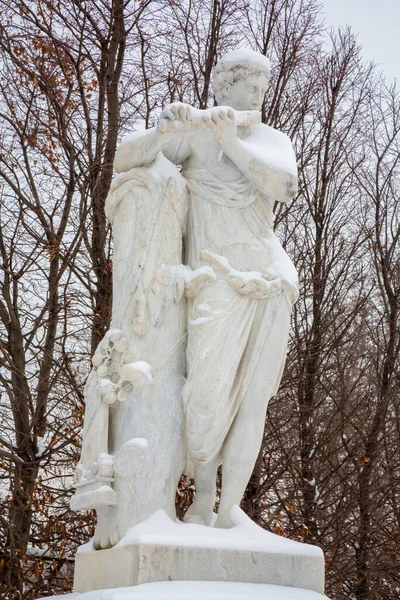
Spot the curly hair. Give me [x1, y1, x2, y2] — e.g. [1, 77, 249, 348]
[212, 50, 271, 104]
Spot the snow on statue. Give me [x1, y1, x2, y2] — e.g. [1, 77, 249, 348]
[71, 49, 298, 546]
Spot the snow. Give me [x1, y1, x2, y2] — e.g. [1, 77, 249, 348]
[77, 537, 95, 554]
[200, 250, 283, 291]
[126, 437, 148, 449]
[39, 581, 329, 600]
[231, 269, 265, 284]
[198, 303, 211, 311]
[116, 137, 186, 187]
[244, 123, 298, 177]
[159, 105, 260, 133]
[100, 328, 124, 347]
[108, 329, 124, 340]
[200, 250, 231, 272]
[122, 361, 153, 384]
[190, 316, 216, 325]
[115, 506, 323, 557]
[200, 250, 265, 283]
[100, 378, 115, 390]
[261, 234, 298, 289]
[36, 435, 46, 458]
[218, 48, 271, 72]
[26, 544, 51, 558]
[99, 453, 114, 466]
[148, 152, 187, 187]
[171, 264, 216, 284]
[119, 127, 154, 147]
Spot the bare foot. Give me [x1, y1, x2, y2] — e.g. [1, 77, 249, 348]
[93, 514, 121, 549]
[184, 500, 214, 526]
[214, 508, 234, 529]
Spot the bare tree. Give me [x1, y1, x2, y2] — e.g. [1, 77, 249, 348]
[0, 0, 151, 595]
[0, 2, 399, 599]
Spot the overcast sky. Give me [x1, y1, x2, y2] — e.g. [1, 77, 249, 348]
[323, 0, 400, 84]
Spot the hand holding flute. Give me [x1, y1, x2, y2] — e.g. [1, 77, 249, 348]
[158, 102, 260, 137]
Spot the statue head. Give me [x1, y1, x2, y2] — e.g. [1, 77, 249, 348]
[212, 49, 271, 111]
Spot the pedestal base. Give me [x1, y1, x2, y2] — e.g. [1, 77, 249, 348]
[73, 508, 325, 595]
[75, 542, 325, 594]
[42, 581, 329, 599]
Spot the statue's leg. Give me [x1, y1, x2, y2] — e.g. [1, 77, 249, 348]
[216, 295, 291, 528]
[184, 453, 220, 525]
[183, 282, 255, 526]
[184, 281, 255, 465]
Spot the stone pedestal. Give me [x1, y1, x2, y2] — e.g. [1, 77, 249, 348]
[73, 508, 325, 595]
[74, 542, 325, 594]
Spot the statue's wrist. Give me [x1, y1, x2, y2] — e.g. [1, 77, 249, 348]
[218, 135, 240, 157]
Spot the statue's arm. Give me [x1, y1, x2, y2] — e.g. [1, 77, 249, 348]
[224, 130, 297, 202]
[114, 127, 191, 173]
[233, 139, 297, 202]
[204, 111, 297, 202]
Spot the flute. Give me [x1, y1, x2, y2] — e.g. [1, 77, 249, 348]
[158, 107, 261, 133]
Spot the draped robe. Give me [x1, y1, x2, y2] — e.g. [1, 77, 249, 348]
[163, 126, 298, 469]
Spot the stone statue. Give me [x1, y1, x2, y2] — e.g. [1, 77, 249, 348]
[71, 49, 298, 547]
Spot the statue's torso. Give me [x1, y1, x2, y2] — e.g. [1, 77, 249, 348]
[175, 125, 295, 283]
[182, 126, 252, 182]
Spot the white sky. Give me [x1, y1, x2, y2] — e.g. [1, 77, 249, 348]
[323, 0, 400, 84]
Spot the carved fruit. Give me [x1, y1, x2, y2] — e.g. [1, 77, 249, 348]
[117, 389, 128, 403]
[110, 360, 119, 373]
[113, 337, 129, 353]
[99, 336, 110, 351]
[92, 352, 103, 367]
[97, 364, 109, 378]
[101, 380, 115, 395]
[109, 331, 122, 344]
[122, 350, 135, 364]
[104, 391, 117, 404]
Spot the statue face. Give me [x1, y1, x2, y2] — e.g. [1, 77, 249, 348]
[225, 72, 269, 111]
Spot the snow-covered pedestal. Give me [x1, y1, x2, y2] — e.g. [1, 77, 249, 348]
[73, 508, 325, 595]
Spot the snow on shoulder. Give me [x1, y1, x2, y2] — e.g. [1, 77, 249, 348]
[246, 123, 297, 178]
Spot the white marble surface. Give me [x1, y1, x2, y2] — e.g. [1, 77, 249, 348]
[73, 508, 324, 594]
[71, 48, 300, 552]
[71, 160, 188, 549]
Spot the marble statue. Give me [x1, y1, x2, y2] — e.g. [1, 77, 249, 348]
[71, 49, 298, 547]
